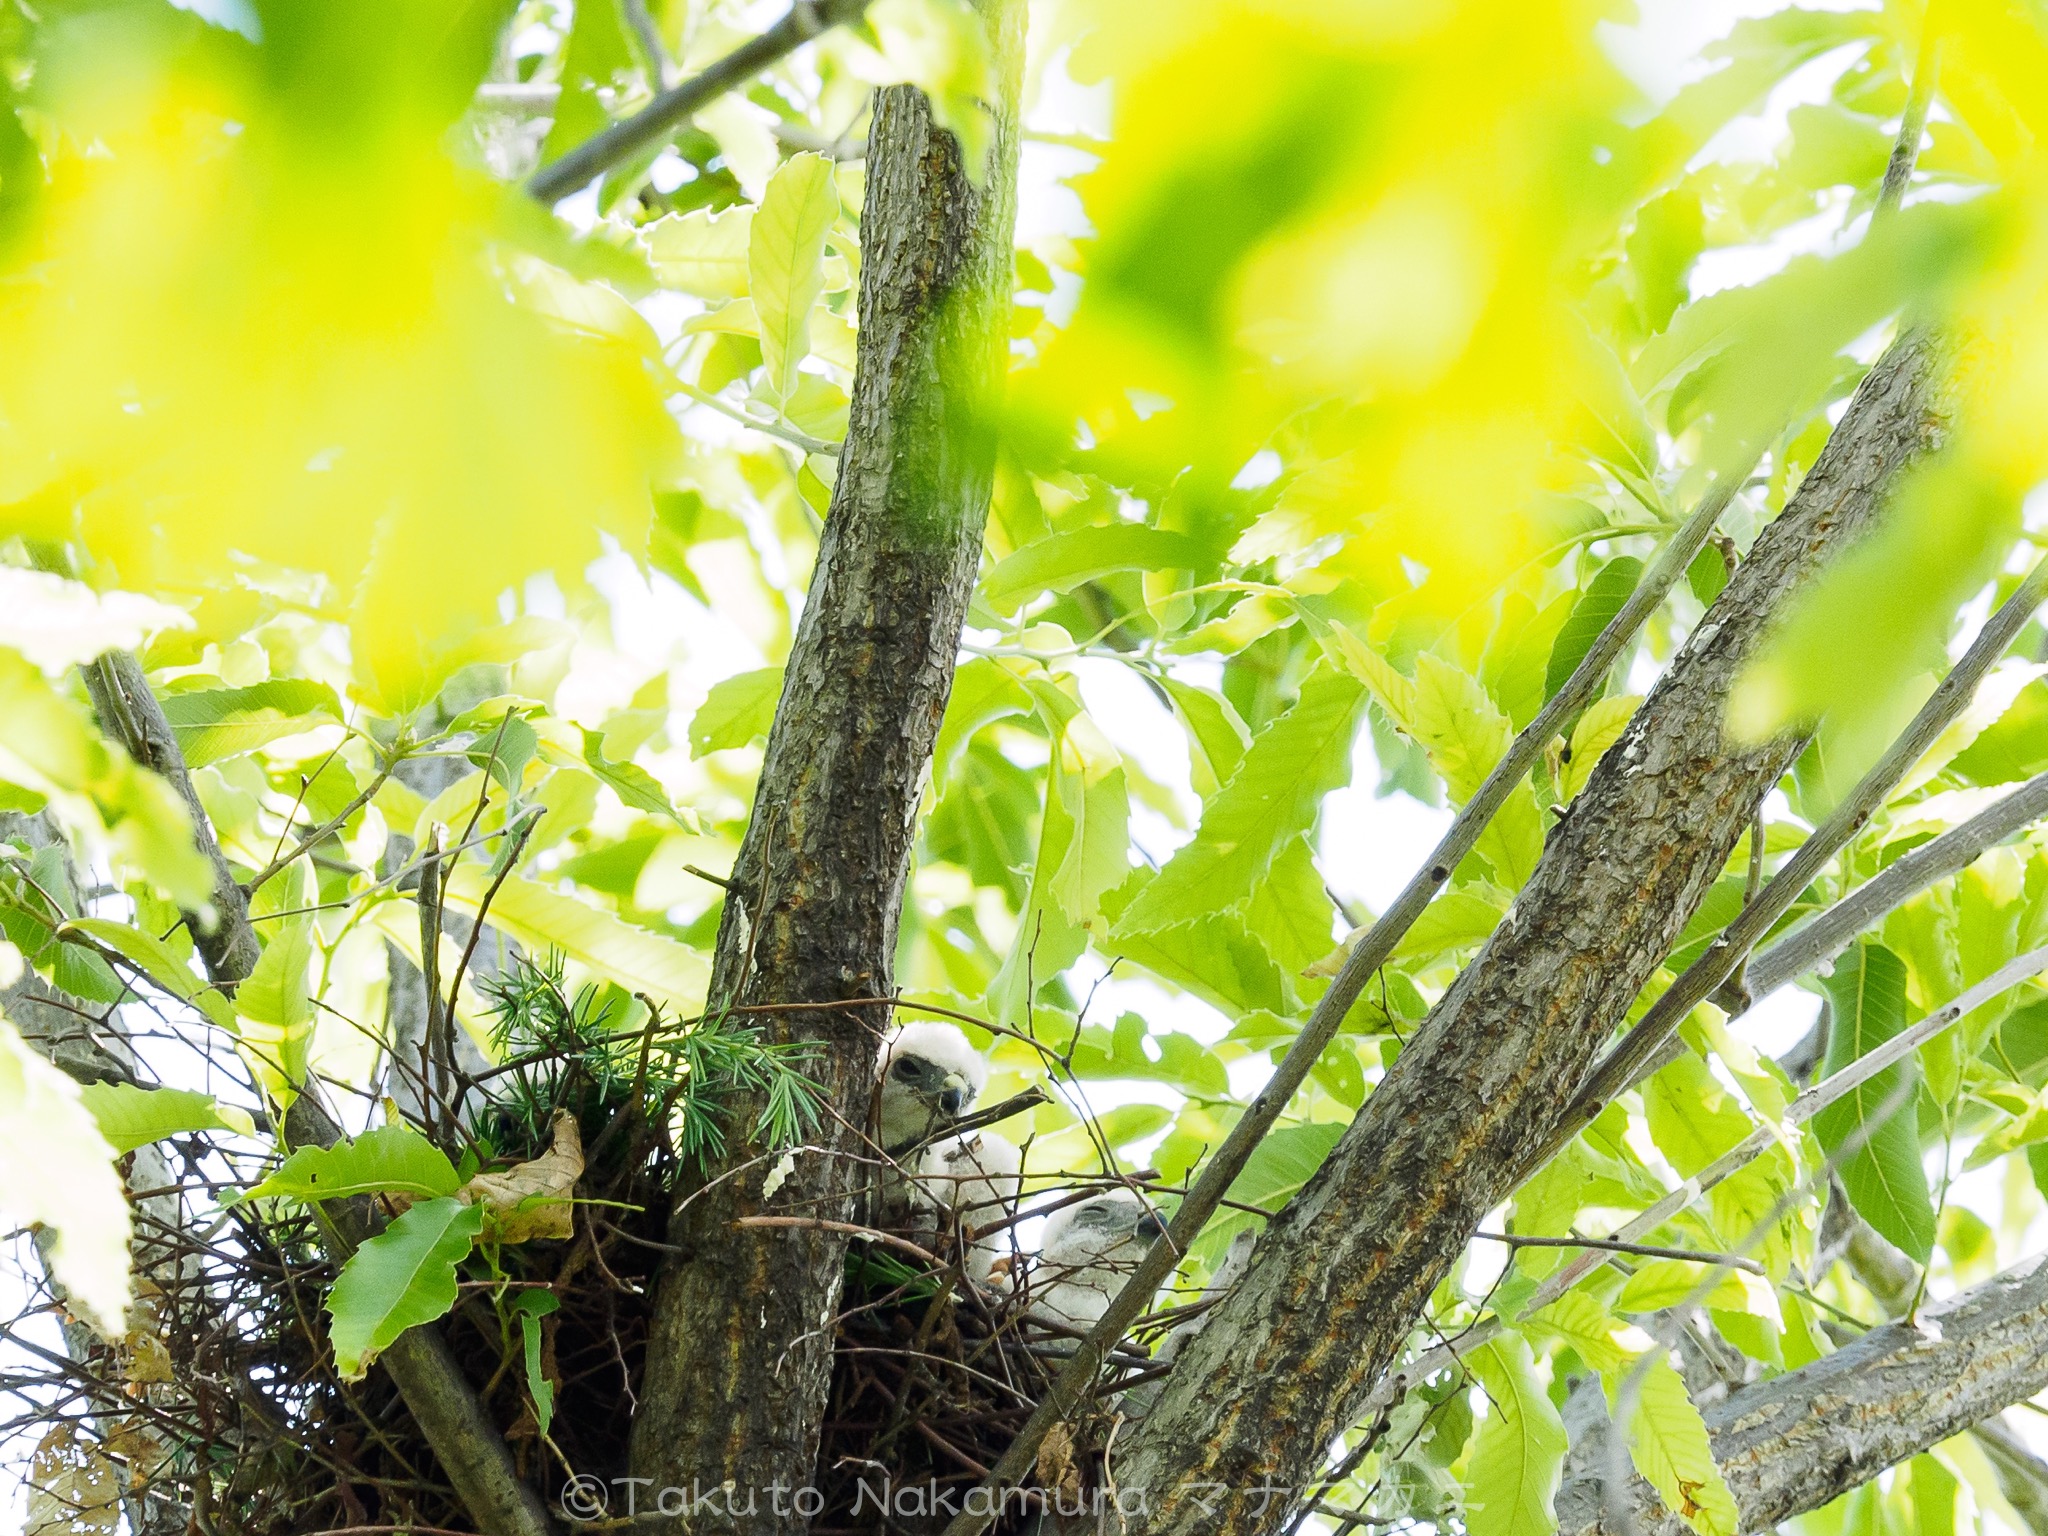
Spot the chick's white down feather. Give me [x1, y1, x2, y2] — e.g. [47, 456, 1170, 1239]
[1028, 1189, 1166, 1329]
[876, 1023, 987, 1153]
[916, 1132, 1022, 1283]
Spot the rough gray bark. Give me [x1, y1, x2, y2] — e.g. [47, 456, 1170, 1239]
[1556, 1255, 2048, 1536]
[83, 654, 559, 1536]
[1108, 331, 1953, 1534]
[626, 9, 1023, 1527]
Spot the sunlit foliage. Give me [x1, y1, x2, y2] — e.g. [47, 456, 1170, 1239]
[1, 0, 2048, 1532]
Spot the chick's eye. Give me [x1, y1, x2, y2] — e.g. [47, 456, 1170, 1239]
[892, 1059, 920, 1081]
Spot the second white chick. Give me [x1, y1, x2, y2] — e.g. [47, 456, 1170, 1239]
[877, 1023, 987, 1155]
[917, 1131, 1022, 1283]
[1028, 1189, 1167, 1329]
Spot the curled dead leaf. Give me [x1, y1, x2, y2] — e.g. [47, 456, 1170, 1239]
[460, 1110, 583, 1243]
[1036, 1420, 1081, 1508]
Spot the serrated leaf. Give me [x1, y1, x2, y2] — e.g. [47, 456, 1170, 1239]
[1103, 898, 1294, 1017]
[78, 1083, 254, 1153]
[1814, 942, 1935, 1261]
[644, 206, 755, 300]
[750, 154, 840, 400]
[439, 865, 711, 1009]
[1058, 1011, 1230, 1097]
[1116, 666, 1364, 934]
[1465, 1334, 1569, 1536]
[1522, 1291, 1645, 1371]
[243, 1124, 461, 1205]
[1320, 623, 1417, 734]
[691, 667, 784, 757]
[58, 916, 235, 1032]
[326, 1196, 483, 1379]
[1546, 557, 1642, 700]
[981, 526, 1208, 613]
[1412, 654, 1512, 800]
[1609, 1353, 1739, 1536]
[157, 679, 343, 767]
[1561, 694, 1642, 800]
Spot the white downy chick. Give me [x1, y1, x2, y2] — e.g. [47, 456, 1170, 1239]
[877, 1023, 987, 1154]
[916, 1131, 1022, 1283]
[1028, 1189, 1167, 1329]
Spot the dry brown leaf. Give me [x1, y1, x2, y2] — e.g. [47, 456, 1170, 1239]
[26, 1423, 120, 1536]
[1036, 1420, 1081, 1508]
[460, 1110, 583, 1243]
[102, 1420, 171, 1490]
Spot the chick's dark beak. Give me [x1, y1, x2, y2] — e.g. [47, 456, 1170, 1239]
[939, 1085, 969, 1116]
[1135, 1211, 1167, 1240]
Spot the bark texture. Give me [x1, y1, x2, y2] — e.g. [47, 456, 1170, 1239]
[627, 11, 1023, 1526]
[1109, 331, 1953, 1534]
[1556, 1255, 2048, 1536]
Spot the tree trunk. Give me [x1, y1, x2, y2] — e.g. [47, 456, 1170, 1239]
[627, 8, 1023, 1527]
[1557, 1254, 2048, 1536]
[1109, 330, 1953, 1534]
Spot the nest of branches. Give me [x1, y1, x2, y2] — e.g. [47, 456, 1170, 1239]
[1, 958, 1160, 1536]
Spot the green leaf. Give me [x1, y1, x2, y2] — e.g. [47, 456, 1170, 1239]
[536, 0, 642, 171]
[239, 919, 314, 1033]
[644, 206, 755, 300]
[0, 1016, 131, 1335]
[1187, 1122, 1342, 1268]
[78, 1083, 255, 1154]
[867, 0, 995, 174]
[691, 667, 784, 757]
[512, 1288, 560, 1437]
[157, 679, 343, 767]
[1643, 1052, 1753, 1179]
[1616, 1259, 1748, 1314]
[1116, 666, 1364, 934]
[1464, 1334, 1568, 1536]
[58, 916, 235, 1032]
[243, 1124, 461, 1205]
[1392, 889, 1508, 966]
[0, 654, 212, 907]
[981, 526, 1208, 613]
[440, 865, 711, 1010]
[750, 154, 840, 400]
[1814, 942, 1935, 1261]
[1546, 557, 1642, 700]
[464, 712, 538, 793]
[989, 682, 1129, 1018]
[1608, 1353, 1739, 1536]
[1058, 1011, 1230, 1097]
[1560, 694, 1641, 801]
[578, 727, 691, 826]
[1522, 1291, 1638, 1372]
[933, 657, 1033, 779]
[1160, 677, 1251, 798]
[326, 1197, 484, 1380]
[1412, 654, 1511, 800]
[1104, 897, 1294, 1017]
